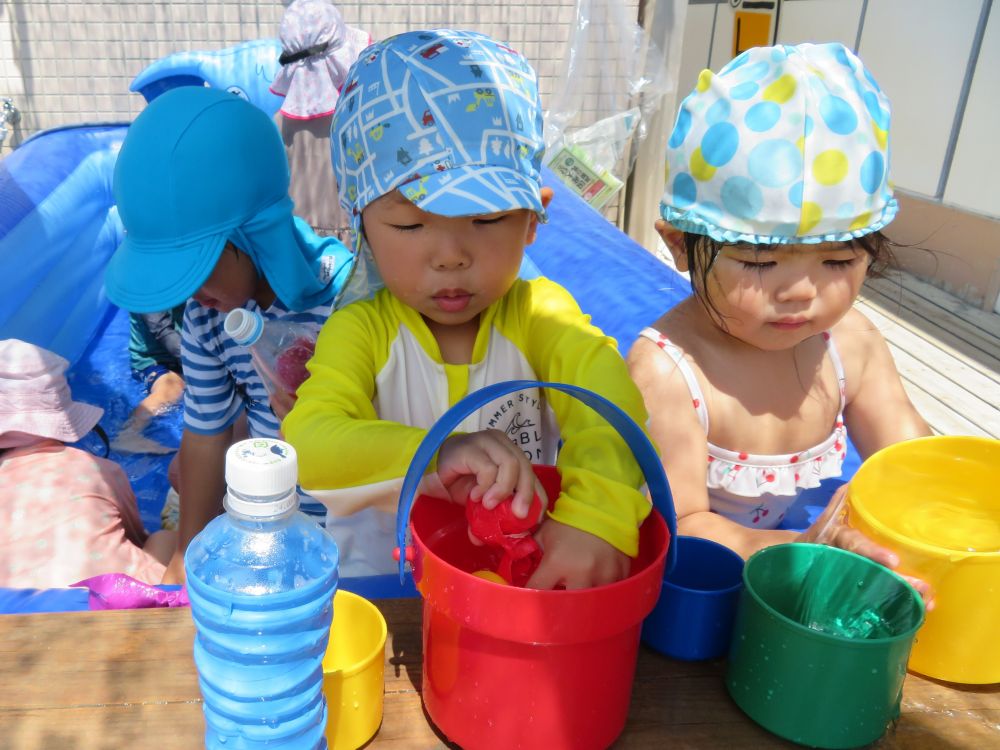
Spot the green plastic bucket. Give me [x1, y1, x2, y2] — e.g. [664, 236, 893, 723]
[726, 544, 925, 749]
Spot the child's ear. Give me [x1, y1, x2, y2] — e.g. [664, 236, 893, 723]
[525, 187, 554, 245]
[655, 219, 689, 272]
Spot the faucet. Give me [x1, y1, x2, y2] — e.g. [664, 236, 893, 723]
[1, 98, 21, 149]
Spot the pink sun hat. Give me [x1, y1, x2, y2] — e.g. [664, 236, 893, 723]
[269, 0, 372, 120]
[0, 340, 104, 449]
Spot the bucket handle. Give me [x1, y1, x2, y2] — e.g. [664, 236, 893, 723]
[394, 380, 677, 582]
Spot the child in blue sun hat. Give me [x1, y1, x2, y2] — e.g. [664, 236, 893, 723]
[628, 42, 931, 599]
[283, 29, 652, 585]
[104, 85, 354, 583]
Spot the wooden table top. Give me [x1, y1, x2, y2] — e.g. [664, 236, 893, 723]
[0, 599, 997, 749]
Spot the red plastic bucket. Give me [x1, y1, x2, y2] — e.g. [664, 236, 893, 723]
[395, 381, 677, 750]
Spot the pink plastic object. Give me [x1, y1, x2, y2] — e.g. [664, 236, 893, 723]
[71, 574, 190, 610]
[274, 337, 315, 391]
[225, 309, 317, 395]
[410, 464, 669, 750]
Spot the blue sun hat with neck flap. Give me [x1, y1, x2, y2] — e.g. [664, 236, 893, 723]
[661, 42, 896, 245]
[105, 86, 352, 314]
[330, 28, 546, 305]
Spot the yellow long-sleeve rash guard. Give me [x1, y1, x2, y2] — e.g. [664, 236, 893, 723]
[283, 277, 652, 560]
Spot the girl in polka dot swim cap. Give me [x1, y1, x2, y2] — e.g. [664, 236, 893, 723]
[628, 43, 932, 598]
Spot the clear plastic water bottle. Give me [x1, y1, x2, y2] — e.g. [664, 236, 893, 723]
[224, 308, 316, 396]
[223, 309, 326, 522]
[185, 438, 339, 749]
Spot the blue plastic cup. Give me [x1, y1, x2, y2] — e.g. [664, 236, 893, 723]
[642, 536, 744, 660]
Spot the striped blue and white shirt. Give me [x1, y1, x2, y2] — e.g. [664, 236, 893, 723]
[181, 297, 334, 519]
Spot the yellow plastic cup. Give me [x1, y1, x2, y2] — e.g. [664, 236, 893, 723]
[322, 590, 388, 748]
[847, 436, 1000, 684]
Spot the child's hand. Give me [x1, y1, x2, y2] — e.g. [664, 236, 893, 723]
[437, 430, 543, 518]
[799, 484, 935, 609]
[269, 387, 297, 422]
[525, 519, 630, 590]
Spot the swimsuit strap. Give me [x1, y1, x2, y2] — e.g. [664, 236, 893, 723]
[638, 328, 710, 432]
[821, 330, 847, 414]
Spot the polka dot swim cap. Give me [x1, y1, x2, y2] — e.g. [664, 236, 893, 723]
[661, 43, 896, 245]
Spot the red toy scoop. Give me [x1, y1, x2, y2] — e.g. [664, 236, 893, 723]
[466, 493, 544, 586]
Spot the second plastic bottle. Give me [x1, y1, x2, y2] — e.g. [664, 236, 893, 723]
[224, 308, 317, 396]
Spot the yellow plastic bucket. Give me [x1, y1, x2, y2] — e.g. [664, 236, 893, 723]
[847, 436, 1000, 684]
[322, 590, 387, 748]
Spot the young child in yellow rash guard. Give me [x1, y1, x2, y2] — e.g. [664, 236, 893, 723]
[282, 28, 652, 586]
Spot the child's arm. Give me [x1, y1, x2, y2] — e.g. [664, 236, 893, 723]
[161, 427, 232, 584]
[628, 333, 799, 560]
[288, 299, 547, 518]
[160, 306, 249, 583]
[283, 300, 436, 511]
[510, 279, 653, 585]
[837, 308, 932, 457]
[801, 309, 935, 602]
[139, 310, 183, 362]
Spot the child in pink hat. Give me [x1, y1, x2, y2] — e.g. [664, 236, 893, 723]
[0, 339, 175, 587]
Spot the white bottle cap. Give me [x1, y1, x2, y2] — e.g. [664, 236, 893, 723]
[224, 308, 264, 347]
[225, 439, 299, 517]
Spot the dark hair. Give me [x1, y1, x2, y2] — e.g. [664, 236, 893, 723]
[683, 230, 897, 326]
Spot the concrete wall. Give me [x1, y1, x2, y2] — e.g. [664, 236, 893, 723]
[0, 0, 631, 151]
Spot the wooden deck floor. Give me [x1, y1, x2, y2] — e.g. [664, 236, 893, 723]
[859, 272, 1000, 439]
[651, 246, 1000, 440]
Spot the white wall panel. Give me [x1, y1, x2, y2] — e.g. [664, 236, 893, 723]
[675, 3, 718, 101]
[943, 5, 1000, 219]
[706, 3, 736, 70]
[0, 0, 637, 155]
[857, 0, 982, 197]
[775, 0, 863, 48]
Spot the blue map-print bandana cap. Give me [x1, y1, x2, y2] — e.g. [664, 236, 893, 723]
[661, 43, 897, 245]
[331, 29, 546, 303]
